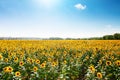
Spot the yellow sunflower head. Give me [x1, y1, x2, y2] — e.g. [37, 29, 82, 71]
[51, 62, 56, 67]
[40, 63, 46, 68]
[106, 61, 112, 66]
[97, 72, 102, 79]
[115, 60, 120, 66]
[63, 60, 67, 64]
[15, 71, 21, 77]
[33, 66, 38, 72]
[8, 66, 13, 72]
[89, 65, 95, 73]
[0, 54, 3, 60]
[14, 57, 18, 62]
[3, 67, 9, 73]
[35, 59, 40, 64]
[4, 58, 8, 62]
[19, 61, 24, 66]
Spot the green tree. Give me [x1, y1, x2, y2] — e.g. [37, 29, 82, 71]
[114, 33, 120, 40]
[103, 35, 114, 40]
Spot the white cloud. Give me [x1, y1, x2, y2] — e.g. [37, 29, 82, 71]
[74, 3, 86, 10]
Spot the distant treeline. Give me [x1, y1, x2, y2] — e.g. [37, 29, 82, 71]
[102, 33, 120, 40]
[48, 33, 120, 40]
[0, 33, 120, 40]
[91, 33, 120, 40]
[83, 33, 120, 40]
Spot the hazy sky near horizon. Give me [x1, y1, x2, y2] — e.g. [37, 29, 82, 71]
[0, 0, 120, 38]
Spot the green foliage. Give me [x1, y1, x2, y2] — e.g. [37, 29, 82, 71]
[114, 33, 120, 40]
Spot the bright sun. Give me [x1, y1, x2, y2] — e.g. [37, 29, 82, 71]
[34, 0, 58, 8]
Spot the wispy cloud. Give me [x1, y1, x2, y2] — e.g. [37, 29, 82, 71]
[74, 3, 86, 10]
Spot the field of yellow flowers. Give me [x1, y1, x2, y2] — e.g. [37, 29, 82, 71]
[0, 40, 120, 80]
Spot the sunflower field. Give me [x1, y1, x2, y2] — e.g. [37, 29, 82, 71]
[0, 40, 120, 80]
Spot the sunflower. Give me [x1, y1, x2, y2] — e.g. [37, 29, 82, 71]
[51, 62, 56, 67]
[35, 59, 40, 64]
[33, 66, 38, 72]
[64, 60, 67, 64]
[85, 56, 89, 60]
[48, 58, 51, 62]
[3, 67, 9, 73]
[40, 63, 46, 68]
[15, 71, 21, 77]
[3, 66, 13, 73]
[14, 57, 18, 62]
[89, 65, 95, 73]
[115, 60, 120, 66]
[8, 66, 13, 72]
[19, 61, 24, 66]
[4, 58, 8, 62]
[97, 72, 102, 79]
[0, 54, 3, 60]
[29, 59, 34, 64]
[106, 61, 111, 66]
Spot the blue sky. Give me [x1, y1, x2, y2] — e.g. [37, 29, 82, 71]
[0, 0, 120, 38]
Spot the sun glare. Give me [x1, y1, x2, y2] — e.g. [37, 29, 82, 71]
[34, 0, 59, 8]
